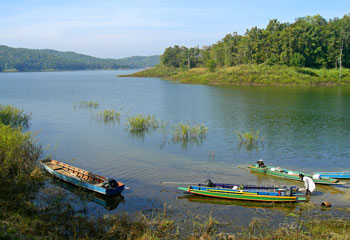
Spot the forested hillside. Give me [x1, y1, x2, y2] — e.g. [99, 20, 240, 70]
[160, 14, 350, 70]
[0, 45, 159, 72]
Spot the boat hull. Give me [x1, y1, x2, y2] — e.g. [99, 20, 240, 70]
[178, 186, 305, 202]
[314, 172, 350, 179]
[40, 159, 124, 196]
[248, 165, 339, 185]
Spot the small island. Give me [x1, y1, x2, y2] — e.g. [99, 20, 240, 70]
[124, 14, 350, 86]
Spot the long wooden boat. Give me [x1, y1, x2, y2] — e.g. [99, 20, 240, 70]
[198, 182, 298, 193]
[178, 185, 305, 202]
[313, 172, 350, 179]
[40, 159, 124, 196]
[248, 164, 340, 185]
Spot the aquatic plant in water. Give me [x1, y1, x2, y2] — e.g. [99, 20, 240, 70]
[97, 109, 120, 124]
[127, 114, 159, 132]
[172, 123, 208, 146]
[77, 100, 99, 109]
[235, 130, 263, 150]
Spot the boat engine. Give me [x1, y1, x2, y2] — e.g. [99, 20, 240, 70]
[103, 178, 118, 188]
[205, 179, 214, 187]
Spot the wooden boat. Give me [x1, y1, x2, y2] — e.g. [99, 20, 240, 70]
[40, 159, 124, 196]
[313, 172, 350, 179]
[248, 164, 340, 185]
[178, 185, 305, 202]
[198, 181, 298, 192]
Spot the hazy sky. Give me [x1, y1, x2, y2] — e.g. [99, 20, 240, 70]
[1, 0, 349, 58]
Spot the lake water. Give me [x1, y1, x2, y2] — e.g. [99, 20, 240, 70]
[1, 70, 350, 229]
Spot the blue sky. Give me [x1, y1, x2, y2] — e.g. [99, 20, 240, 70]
[1, 0, 349, 58]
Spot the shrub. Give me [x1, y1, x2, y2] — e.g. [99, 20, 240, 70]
[0, 105, 31, 129]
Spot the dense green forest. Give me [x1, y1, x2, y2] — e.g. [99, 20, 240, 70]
[160, 14, 350, 70]
[0, 45, 160, 72]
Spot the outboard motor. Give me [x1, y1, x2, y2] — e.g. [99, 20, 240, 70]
[205, 179, 214, 187]
[102, 178, 118, 188]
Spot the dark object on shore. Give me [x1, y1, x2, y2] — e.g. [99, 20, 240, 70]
[321, 201, 331, 207]
[40, 159, 124, 196]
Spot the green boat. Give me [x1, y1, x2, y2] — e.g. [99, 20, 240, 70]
[178, 186, 305, 203]
[248, 164, 340, 185]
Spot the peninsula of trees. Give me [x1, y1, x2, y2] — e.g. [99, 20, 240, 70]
[128, 14, 350, 85]
[0, 45, 160, 72]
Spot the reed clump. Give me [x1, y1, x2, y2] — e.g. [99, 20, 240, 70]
[127, 114, 159, 132]
[97, 109, 120, 124]
[78, 100, 99, 109]
[173, 123, 208, 141]
[235, 130, 263, 150]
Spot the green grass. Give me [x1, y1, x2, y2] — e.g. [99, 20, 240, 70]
[124, 64, 350, 86]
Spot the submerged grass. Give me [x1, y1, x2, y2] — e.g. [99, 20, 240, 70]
[127, 114, 159, 132]
[172, 123, 208, 145]
[235, 130, 263, 151]
[97, 109, 120, 124]
[76, 100, 99, 109]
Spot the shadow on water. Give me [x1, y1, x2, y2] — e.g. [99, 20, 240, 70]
[51, 178, 124, 211]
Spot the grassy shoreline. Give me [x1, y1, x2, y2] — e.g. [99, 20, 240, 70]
[120, 65, 350, 86]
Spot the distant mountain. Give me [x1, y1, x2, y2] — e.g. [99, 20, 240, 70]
[0, 45, 160, 72]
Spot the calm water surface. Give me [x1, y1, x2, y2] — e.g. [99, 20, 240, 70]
[1, 70, 350, 229]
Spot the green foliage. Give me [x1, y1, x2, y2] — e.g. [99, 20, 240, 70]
[0, 45, 160, 72]
[0, 123, 41, 183]
[127, 114, 159, 132]
[235, 130, 263, 150]
[290, 53, 306, 67]
[206, 59, 217, 72]
[155, 14, 350, 72]
[0, 105, 31, 129]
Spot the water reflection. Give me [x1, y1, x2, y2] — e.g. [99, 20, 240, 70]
[178, 194, 297, 213]
[51, 178, 124, 210]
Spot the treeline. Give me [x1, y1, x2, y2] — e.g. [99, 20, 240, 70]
[161, 14, 350, 70]
[0, 45, 160, 72]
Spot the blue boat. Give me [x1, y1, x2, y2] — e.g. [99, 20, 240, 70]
[40, 159, 124, 196]
[314, 172, 350, 179]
